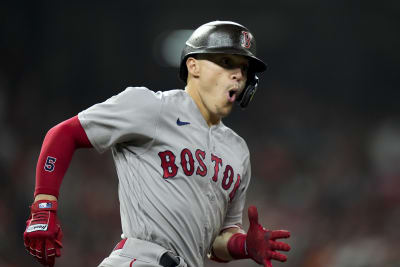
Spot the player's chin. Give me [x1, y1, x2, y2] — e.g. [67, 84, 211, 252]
[219, 103, 234, 117]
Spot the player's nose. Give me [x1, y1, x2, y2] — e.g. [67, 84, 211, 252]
[230, 67, 244, 82]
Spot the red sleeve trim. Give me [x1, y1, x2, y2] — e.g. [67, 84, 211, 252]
[34, 115, 92, 198]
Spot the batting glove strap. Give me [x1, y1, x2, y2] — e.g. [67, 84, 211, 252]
[30, 200, 58, 213]
[227, 233, 249, 259]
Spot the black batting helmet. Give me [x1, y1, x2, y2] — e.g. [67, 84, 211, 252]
[179, 21, 267, 108]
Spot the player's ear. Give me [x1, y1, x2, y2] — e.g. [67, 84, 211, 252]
[186, 57, 200, 78]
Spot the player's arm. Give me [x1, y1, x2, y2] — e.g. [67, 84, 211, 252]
[24, 115, 92, 267]
[33, 115, 93, 198]
[210, 226, 245, 262]
[34, 193, 58, 201]
[210, 206, 291, 267]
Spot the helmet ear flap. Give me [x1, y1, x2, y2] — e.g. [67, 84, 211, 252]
[237, 75, 259, 109]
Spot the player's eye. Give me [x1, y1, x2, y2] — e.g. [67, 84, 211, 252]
[220, 57, 233, 68]
[241, 64, 249, 74]
[217, 56, 249, 75]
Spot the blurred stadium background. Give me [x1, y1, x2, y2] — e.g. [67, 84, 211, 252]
[1, 1, 399, 266]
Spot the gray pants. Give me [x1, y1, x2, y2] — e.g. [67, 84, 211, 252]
[98, 238, 187, 267]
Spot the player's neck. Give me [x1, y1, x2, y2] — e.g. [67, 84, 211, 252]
[185, 85, 220, 127]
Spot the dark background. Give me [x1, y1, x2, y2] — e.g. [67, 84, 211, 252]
[1, 1, 399, 266]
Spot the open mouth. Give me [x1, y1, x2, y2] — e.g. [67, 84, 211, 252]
[227, 88, 238, 103]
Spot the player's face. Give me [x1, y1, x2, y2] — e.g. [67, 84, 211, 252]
[196, 54, 249, 121]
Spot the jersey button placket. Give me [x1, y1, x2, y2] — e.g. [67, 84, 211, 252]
[203, 222, 211, 253]
[207, 128, 213, 152]
[211, 127, 217, 151]
[206, 128, 215, 184]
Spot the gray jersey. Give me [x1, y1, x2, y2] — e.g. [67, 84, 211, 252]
[78, 87, 251, 267]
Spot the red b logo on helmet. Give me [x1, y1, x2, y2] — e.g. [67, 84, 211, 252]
[241, 31, 251, 49]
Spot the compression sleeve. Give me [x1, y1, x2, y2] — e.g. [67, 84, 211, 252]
[34, 115, 93, 198]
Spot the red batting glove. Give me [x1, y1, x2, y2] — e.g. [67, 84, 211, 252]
[23, 200, 63, 267]
[247, 206, 290, 267]
[228, 206, 290, 267]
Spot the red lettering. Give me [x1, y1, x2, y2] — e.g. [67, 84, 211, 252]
[222, 165, 234, 190]
[195, 149, 207, 177]
[158, 150, 178, 179]
[180, 148, 195, 176]
[211, 154, 222, 182]
[229, 174, 241, 202]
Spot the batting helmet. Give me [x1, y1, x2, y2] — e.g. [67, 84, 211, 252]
[179, 21, 267, 108]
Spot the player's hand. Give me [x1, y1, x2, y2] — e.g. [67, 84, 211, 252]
[246, 206, 290, 267]
[23, 200, 63, 267]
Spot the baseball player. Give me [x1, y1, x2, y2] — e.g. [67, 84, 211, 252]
[23, 21, 291, 267]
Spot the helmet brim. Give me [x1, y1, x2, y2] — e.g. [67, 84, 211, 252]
[179, 50, 267, 83]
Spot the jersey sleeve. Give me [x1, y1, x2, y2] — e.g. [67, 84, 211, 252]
[78, 87, 162, 153]
[221, 152, 251, 230]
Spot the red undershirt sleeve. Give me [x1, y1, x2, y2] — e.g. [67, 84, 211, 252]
[34, 115, 93, 198]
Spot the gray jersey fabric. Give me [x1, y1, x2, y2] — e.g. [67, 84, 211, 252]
[78, 87, 251, 267]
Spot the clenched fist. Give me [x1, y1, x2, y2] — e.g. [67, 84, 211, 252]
[23, 200, 63, 267]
